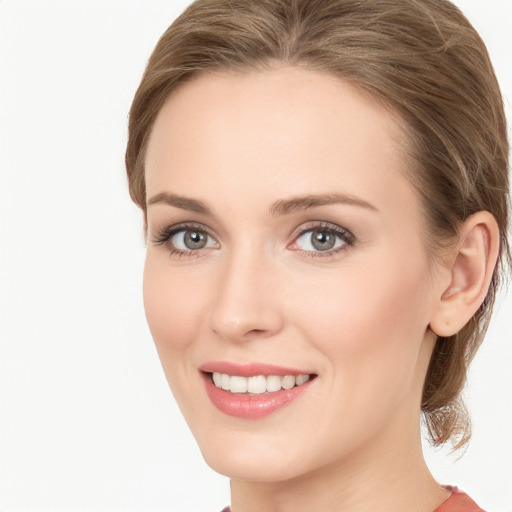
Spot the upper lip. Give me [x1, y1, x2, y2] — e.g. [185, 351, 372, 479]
[199, 361, 315, 377]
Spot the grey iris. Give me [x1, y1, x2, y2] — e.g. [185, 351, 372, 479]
[311, 231, 335, 251]
[184, 230, 207, 249]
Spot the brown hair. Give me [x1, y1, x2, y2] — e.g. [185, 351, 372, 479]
[126, 0, 510, 449]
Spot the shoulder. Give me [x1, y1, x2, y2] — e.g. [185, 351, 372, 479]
[434, 487, 485, 512]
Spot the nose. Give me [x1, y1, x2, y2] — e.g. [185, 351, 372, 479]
[208, 249, 284, 342]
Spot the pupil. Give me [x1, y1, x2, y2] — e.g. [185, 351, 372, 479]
[185, 230, 206, 249]
[312, 231, 335, 251]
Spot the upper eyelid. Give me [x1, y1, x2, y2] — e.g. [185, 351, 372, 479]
[150, 222, 217, 245]
[292, 221, 354, 240]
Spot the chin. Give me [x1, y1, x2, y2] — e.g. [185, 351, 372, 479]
[195, 428, 314, 482]
[203, 450, 306, 482]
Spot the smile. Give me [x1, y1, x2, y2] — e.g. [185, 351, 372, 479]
[211, 372, 311, 395]
[200, 363, 316, 419]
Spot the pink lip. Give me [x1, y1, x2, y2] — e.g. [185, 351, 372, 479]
[199, 361, 311, 377]
[199, 362, 315, 419]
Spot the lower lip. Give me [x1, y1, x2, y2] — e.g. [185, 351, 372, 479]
[203, 374, 312, 419]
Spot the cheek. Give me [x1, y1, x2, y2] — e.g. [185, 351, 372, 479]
[296, 261, 428, 338]
[288, 253, 432, 388]
[142, 254, 207, 356]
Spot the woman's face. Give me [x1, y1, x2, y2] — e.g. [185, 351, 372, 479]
[143, 67, 442, 482]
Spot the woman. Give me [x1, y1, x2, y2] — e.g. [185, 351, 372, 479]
[125, 0, 510, 510]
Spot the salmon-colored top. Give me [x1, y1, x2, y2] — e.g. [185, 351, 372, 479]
[221, 486, 485, 512]
[435, 487, 485, 512]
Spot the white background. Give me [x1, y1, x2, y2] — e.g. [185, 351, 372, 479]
[0, 1, 510, 511]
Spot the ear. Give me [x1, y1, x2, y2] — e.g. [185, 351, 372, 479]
[429, 211, 500, 337]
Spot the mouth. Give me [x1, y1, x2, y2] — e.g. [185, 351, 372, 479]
[200, 363, 317, 419]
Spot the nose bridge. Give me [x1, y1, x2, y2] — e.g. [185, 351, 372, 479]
[209, 242, 282, 341]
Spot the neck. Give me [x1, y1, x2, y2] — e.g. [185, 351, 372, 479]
[229, 423, 449, 512]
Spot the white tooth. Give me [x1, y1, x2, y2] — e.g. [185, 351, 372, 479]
[221, 373, 231, 390]
[230, 376, 248, 393]
[266, 375, 282, 392]
[296, 374, 310, 386]
[214, 372, 307, 393]
[212, 372, 222, 387]
[247, 375, 267, 394]
[281, 375, 296, 390]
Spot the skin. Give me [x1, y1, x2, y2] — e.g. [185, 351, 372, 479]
[142, 67, 461, 512]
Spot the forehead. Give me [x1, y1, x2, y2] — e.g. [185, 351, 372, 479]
[144, 66, 416, 218]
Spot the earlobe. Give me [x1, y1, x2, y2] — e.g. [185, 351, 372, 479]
[429, 211, 500, 338]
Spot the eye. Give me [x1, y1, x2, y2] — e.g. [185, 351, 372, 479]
[172, 229, 215, 251]
[291, 223, 354, 255]
[152, 223, 219, 256]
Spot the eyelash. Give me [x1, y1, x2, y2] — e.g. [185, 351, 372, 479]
[151, 222, 217, 258]
[291, 221, 355, 258]
[151, 221, 355, 259]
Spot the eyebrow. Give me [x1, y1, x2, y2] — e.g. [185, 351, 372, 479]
[269, 193, 378, 216]
[146, 192, 378, 216]
[147, 192, 212, 215]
